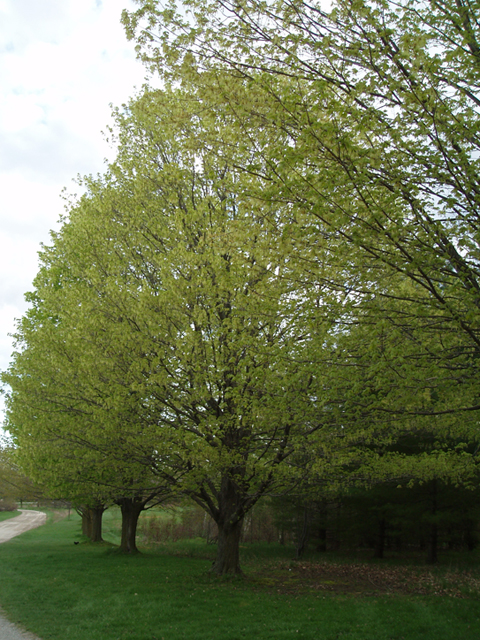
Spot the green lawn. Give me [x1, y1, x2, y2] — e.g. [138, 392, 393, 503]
[0, 513, 479, 640]
[0, 510, 20, 523]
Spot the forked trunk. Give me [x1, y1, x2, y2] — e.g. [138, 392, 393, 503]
[118, 498, 144, 553]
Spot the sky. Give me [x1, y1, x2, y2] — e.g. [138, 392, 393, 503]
[0, 0, 149, 423]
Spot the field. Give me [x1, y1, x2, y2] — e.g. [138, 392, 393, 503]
[0, 510, 479, 640]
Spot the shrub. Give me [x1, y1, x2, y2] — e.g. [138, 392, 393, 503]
[0, 499, 17, 512]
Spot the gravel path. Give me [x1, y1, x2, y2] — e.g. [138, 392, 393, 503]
[0, 511, 46, 544]
[0, 510, 46, 640]
[0, 611, 41, 640]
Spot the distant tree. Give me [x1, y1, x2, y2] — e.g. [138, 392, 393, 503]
[0, 442, 40, 509]
[2, 192, 173, 550]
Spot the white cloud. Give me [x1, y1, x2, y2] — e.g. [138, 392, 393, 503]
[0, 172, 65, 237]
[0, 93, 45, 133]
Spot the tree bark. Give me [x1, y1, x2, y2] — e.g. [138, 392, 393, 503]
[374, 518, 386, 559]
[210, 474, 245, 575]
[427, 523, 438, 564]
[118, 497, 144, 553]
[212, 518, 244, 575]
[79, 505, 106, 542]
[316, 528, 327, 552]
[89, 505, 105, 543]
[465, 519, 477, 551]
[296, 507, 310, 559]
[81, 509, 91, 538]
[426, 480, 438, 564]
[316, 504, 327, 552]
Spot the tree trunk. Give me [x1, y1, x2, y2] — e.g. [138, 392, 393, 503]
[210, 474, 245, 575]
[81, 508, 92, 538]
[212, 518, 243, 575]
[89, 506, 105, 543]
[118, 498, 144, 554]
[316, 504, 327, 552]
[80, 505, 105, 542]
[426, 480, 438, 564]
[427, 523, 438, 564]
[296, 507, 310, 559]
[374, 518, 386, 559]
[316, 528, 327, 552]
[465, 519, 477, 551]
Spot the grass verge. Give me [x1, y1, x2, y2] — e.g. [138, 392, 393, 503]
[0, 513, 479, 640]
[0, 510, 20, 523]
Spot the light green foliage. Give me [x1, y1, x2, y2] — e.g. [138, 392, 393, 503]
[3, 87, 340, 571]
[2, 164, 171, 510]
[78, 89, 335, 565]
[5, 0, 480, 571]
[122, 1, 480, 476]
[0, 443, 39, 507]
[123, 0, 480, 411]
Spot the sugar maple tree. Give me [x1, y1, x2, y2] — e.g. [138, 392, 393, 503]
[4, 87, 340, 573]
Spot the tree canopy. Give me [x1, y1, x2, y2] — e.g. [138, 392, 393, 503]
[3, 87, 346, 572]
[3, 0, 480, 573]
[124, 0, 480, 413]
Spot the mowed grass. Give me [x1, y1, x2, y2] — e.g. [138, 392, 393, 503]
[0, 513, 479, 640]
[0, 510, 20, 522]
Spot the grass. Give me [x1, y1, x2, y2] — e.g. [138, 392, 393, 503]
[0, 512, 479, 640]
[0, 510, 20, 522]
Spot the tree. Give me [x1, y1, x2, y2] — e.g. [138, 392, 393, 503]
[0, 441, 40, 509]
[123, 0, 480, 420]
[74, 88, 340, 573]
[2, 188, 174, 550]
[122, 1, 480, 565]
[3, 87, 342, 573]
[77, 504, 108, 543]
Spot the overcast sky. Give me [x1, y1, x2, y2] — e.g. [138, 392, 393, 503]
[0, 0, 148, 422]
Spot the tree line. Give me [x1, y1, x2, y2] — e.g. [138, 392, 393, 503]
[2, 0, 480, 574]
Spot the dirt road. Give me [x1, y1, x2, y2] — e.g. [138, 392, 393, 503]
[0, 511, 46, 544]
[0, 510, 46, 640]
[0, 612, 41, 640]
